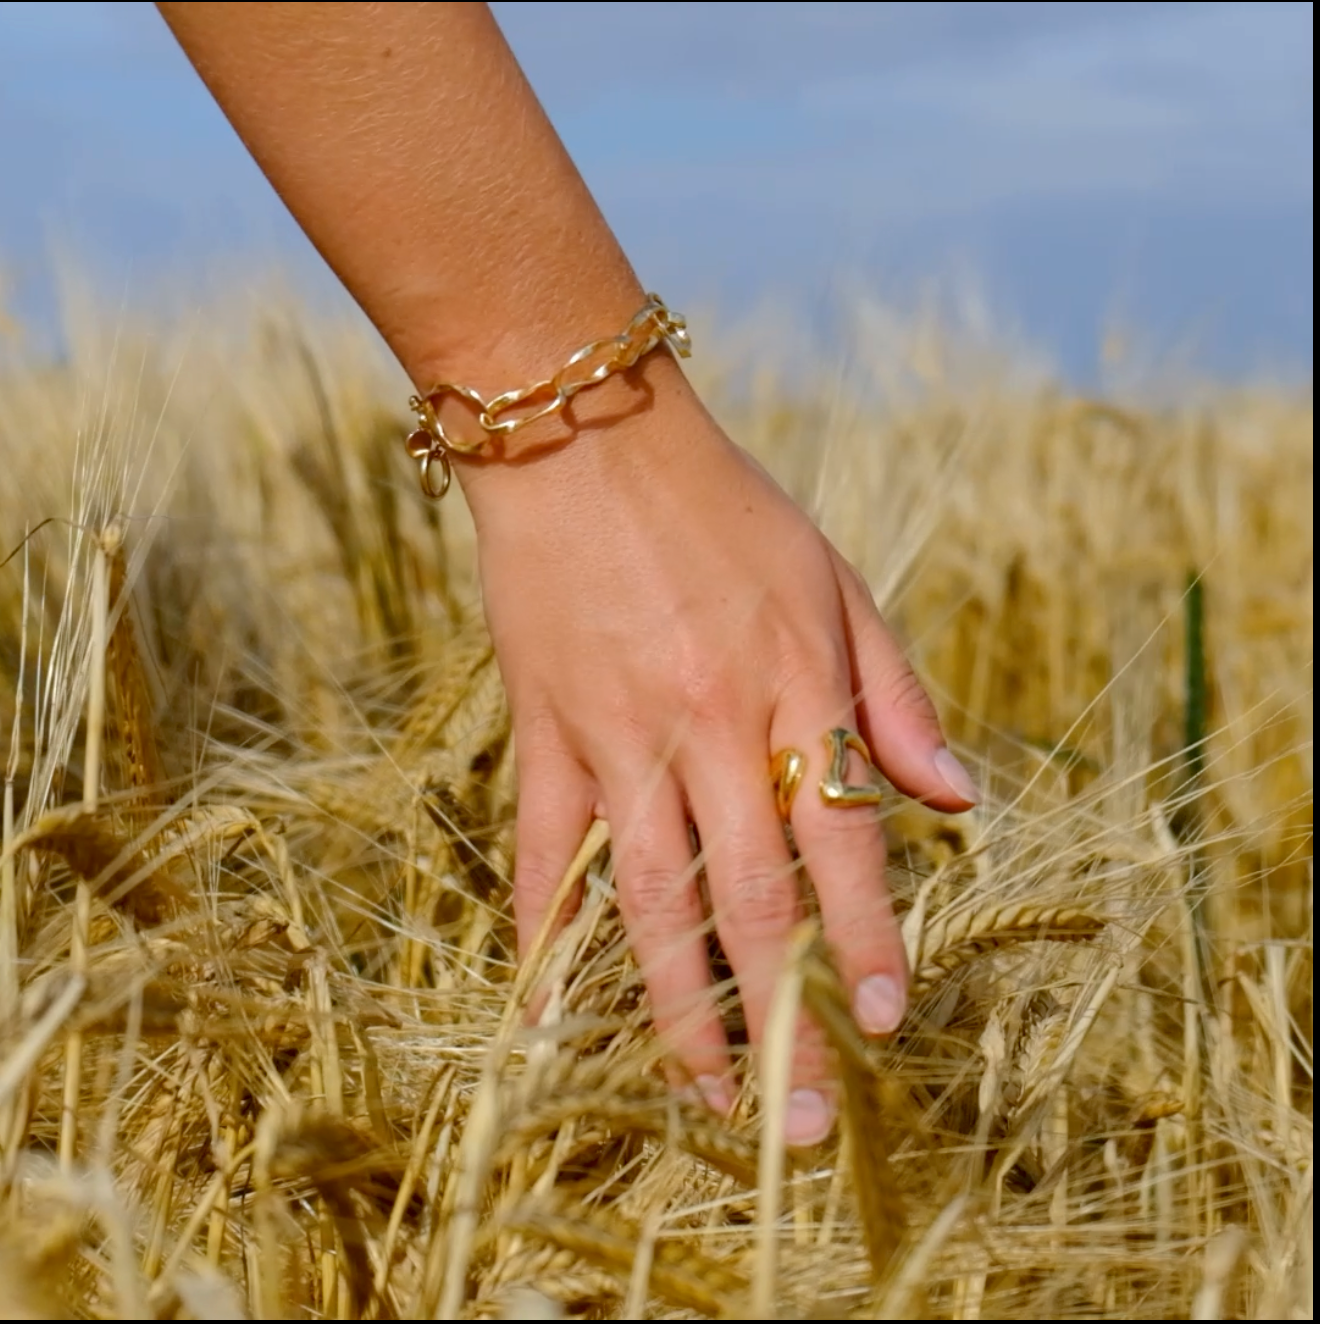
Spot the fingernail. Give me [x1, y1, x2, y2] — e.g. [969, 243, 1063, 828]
[785, 1089, 835, 1147]
[855, 974, 906, 1035]
[934, 748, 980, 806]
[694, 1074, 734, 1115]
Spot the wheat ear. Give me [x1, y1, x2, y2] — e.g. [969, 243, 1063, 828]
[914, 905, 1104, 991]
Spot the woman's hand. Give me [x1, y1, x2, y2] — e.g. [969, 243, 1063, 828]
[157, 1, 978, 1146]
[460, 352, 978, 1147]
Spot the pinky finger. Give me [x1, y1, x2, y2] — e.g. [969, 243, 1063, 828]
[833, 553, 979, 812]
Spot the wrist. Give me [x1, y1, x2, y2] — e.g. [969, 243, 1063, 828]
[399, 255, 656, 425]
[400, 290, 717, 521]
[452, 345, 719, 528]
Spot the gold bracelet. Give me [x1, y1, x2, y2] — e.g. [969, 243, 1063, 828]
[403, 293, 692, 499]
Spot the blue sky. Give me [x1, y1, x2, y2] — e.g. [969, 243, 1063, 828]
[0, 1, 1312, 381]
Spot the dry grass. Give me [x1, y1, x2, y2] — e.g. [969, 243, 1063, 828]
[0, 286, 1311, 1319]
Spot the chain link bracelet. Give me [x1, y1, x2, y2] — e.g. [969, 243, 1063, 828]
[403, 293, 692, 499]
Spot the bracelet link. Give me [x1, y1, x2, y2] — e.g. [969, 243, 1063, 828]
[403, 294, 692, 500]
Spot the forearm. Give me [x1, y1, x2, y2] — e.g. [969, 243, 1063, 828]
[156, 2, 659, 405]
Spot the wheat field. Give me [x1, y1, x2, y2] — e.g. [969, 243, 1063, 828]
[0, 286, 1311, 1319]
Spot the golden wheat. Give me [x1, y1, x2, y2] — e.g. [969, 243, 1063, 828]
[911, 903, 1107, 990]
[0, 281, 1310, 1319]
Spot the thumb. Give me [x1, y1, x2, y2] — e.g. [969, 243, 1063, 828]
[834, 556, 978, 813]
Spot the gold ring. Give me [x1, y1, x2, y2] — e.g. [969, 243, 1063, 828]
[771, 728, 883, 821]
[819, 728, 884, 808]
[770, 748, 806, 820]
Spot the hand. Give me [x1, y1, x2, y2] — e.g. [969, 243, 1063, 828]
[155, 1, 977, 1145]
[459, 354, 978, 1147]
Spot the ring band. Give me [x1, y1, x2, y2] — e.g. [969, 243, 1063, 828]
[770, 748, 806, 820]
[770, 728, 884, 822]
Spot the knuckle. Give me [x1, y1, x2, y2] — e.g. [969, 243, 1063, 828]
[778, 637, 849, 697]
[725, 868, 799, 938]
[848, 904, 905, 958]
[818, 831, 891, 896]
[513, 705, 574, 766]
[679, 665, 738, 726]
[878, 660, 939, 724]
[622, 864, 694, 923]
[513, 853, 564, 906]
[796, 801, 888, 872]
[512, 799, 594, 908]
[812, 807, 887, 853]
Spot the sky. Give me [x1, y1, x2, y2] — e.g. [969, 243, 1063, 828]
[0, 1, 1313, 382]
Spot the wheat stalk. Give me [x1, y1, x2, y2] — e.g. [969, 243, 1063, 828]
[0, 281, 1308, 1322]
[101, 522, 167, 805]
